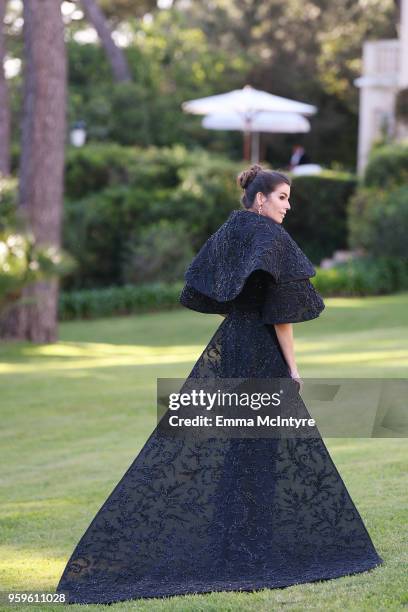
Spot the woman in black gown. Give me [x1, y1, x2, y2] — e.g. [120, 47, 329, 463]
[56, 164, 383, 605]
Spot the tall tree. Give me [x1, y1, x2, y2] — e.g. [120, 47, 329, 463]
[0, 0, 10, 176]
[81, 0, 132, 82]
[2, 0, 66, 342]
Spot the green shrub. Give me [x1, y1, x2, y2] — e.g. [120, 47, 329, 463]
[0, 177, 19, 230]
[0, 178, 77, 324]
[0, 228, 76, 323]
[121, 219, 194, 284]
[62, 185, 176, 290]
[65, 143, 137, 199]
[364, 143, 408, 189]
[64, 142, 191, 199]
[63, 186, 129, 289]
[107, 82, 153, 147]
[62, 144, 358, 288]
[313, 257, 408, 297]
[58, 255, 408, 322]
[168, 152, 242, 250]
[284, 170, 357, 264]
[347, 184, 408, 259]
[62, 147, 240, 289]
[58, 281, 183, 320]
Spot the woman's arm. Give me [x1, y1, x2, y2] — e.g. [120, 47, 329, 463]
[273, 323, 300, 378]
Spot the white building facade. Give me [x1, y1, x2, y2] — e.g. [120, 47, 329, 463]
[354, 0, 408, 175]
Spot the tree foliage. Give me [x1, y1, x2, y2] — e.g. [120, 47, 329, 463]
[4, 0, 400, 169]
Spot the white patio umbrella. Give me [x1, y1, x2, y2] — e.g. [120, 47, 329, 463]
[202, 111, 311, 163]
[203, 111, 311, 132]
[182, 84, 316, 116]
[182, 84, 317, 161]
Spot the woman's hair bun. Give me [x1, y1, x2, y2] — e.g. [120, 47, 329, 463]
[237, 164, 263, 190]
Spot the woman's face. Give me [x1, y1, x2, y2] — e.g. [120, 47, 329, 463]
[256, 183, 291, 224]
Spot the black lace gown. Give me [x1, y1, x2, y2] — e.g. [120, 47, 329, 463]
[56, 209, 383, 604]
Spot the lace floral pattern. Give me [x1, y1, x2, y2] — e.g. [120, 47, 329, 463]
[55, 211, 382, 605]
[183, 210, 317, 304]
[261, 277, 325, 324]
[180, 210, 325, 323]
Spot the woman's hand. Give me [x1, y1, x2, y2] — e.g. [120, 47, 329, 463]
[290, 368, 304, 394]
[273, 323, 303, 393]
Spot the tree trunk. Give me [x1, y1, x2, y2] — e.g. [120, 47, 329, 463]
[0, 0, 66, 343]
[0, 0, 10, 176]
[81, 0, 131, 82]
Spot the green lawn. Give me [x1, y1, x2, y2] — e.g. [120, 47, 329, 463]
[1, 293, 407, 611]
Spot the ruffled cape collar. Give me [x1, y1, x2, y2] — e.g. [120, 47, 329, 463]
[184, 208, 316, 302]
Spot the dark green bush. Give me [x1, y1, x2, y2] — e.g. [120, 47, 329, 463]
[58, 281, 183, 321]
[313, 257, 408, 297]
[0, 227, 76, 327]
[0, 177, 19, 230]
[107, 82, 153, 147]
[167, 152, 242, 250]
[121, 219, 194, 284]
[284, 170, 357, 263]
[65, 143, 136, 199]
[64, 143, 192, 199]
[58, 255, 408, 322]
[62, 147, 240, 289]
[363, 143, 408, 189]
[2, 146, 360, 291]
[63, 186, 131, 289]
[63, 144, 356, 289]
[347, 184, 408, 259]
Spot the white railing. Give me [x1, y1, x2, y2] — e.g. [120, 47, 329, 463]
[363, 40, 400, 77]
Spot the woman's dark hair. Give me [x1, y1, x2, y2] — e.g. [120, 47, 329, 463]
[237, 164, 291, 209]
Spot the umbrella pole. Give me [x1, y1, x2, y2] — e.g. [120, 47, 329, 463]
[251, 131, 260, 163]
[243, 131, 251, 161]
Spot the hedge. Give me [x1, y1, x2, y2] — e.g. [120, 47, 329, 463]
[313, 257, 408, 297]
[58, 257, 408, 321]
[2, 144, 360, 291]
[347, 184, 408, 259]
[61, 143, 356, 289]
[283, 170, 357, 263]
[58, 281, 184, 321]
[364, 143, 408, 189]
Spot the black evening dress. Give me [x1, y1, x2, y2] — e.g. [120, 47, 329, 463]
[55, 209, 383, 605]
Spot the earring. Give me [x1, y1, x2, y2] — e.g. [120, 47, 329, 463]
[257, 199, 263, 215]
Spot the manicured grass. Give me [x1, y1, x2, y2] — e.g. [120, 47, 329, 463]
[0, 293, 407, 611]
